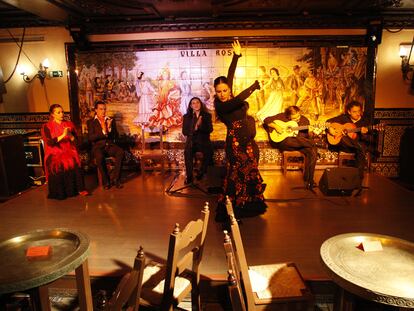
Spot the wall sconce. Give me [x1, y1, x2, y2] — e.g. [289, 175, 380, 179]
[400, 38, 414, 81]
[18, 58, 50, 84]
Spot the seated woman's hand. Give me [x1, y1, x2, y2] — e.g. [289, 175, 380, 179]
[63, 127, 71, 136]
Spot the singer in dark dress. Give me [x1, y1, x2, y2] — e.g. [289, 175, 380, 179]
[214, 40, 267, 221]
[87, 101, 124, 189]
[182, 97, 214, 184]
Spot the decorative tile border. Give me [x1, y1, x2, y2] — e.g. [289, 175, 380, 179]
[374, 108, 414, 177]
[375, 109, 414, 119]
[0, 112, 71, 135]
[2, 108, 413, 177]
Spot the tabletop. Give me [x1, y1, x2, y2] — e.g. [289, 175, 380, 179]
[0, 228, 90, 294]
[320, 232, 414, 308]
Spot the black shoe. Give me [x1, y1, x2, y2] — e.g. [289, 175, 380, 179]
[354, 186, 363, 196]
[305, 181, 317, 190]
[184, 177, 193, 185]
[115, 180, 123, 189]
[103, 183, 111, 190]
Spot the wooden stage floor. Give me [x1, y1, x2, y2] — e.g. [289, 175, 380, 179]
[1, 169, 414, 282]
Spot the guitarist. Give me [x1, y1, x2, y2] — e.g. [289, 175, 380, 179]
[326, 100, 370, 181]
[263, 106, 318, 190]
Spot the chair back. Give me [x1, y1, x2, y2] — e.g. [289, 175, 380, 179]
[141, 125, 164, 153]
[224, 197, 314, 311]
[224, 197, 256, 310]
[224, 231, 247, 311]
[105, 246, 146, 311]
[140, 125, 166, 173]
[162, 202, 210, 309]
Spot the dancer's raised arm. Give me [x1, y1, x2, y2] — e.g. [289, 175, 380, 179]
[226, 40, 241, 91]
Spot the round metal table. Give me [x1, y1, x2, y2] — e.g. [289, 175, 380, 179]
[0, 228, 92, 310]
[320, 232, 414, 309]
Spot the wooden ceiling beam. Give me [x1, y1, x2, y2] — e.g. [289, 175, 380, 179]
[2, 0, 68, 22]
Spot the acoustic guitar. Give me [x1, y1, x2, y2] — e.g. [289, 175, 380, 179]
[268, 120, 313, 143]
[326, 122, 384, 145]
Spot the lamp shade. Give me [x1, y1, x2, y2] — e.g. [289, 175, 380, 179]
[17, 64, 27, 75]
[42, 58, 50, 69]
[399, 44, 411, 58]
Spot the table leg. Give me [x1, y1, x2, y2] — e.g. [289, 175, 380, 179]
[75, 259, 93, 311]
[29, 285, 51, 311]
[334, 287, 355, 311]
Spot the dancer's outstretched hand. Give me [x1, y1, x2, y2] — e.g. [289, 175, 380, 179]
[232, 40, 241, 56]
[253, 80, 260, 90]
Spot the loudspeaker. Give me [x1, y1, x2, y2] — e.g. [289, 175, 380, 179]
[319, 167, 361, 196]
[0, 134, 30, 198]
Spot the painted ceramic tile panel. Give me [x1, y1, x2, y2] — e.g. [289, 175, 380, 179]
[75, 46, 368, 142]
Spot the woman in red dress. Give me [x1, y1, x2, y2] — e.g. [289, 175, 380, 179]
[41, 104, 88, 199]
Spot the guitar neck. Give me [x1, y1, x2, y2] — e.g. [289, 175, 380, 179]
[324, 122, 367, 134]
[347, 124, 375, 134]
[347, 127, 363, 134]
[291, 125, 310, 131]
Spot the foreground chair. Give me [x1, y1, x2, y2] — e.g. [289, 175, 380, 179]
[227, 260, 247, 310]
[105, 246, 145, 311]
[223, 197, 313, 310]
[140, 202, 210, 311]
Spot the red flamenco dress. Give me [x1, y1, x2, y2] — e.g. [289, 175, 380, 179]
[41, 120, 85, 200]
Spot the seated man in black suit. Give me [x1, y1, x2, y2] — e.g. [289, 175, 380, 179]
[263, 105, 318, 190]
[87, 100, 124, 189]
[182, 97, 214, 184]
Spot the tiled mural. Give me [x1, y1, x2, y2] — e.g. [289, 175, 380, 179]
[74, 45, 370, 143]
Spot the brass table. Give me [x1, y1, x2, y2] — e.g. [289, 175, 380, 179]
[0, 228, 93, 310]
[320, 232, 414, 310]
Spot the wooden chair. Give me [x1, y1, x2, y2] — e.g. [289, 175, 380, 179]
[227, 263, 247, 310]
[338, 151, 371, 172]
[193, 151, 204, 177]
[140, 125, 167, 174]
[223, 197, 314, 310]
[105, 246, 146, 311]
[139, 202, 210, 311]
[338, 152, 355, 168]
[282, 150, 305, 175]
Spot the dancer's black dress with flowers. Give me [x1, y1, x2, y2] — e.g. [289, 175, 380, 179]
[214, 54, 267, 221]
